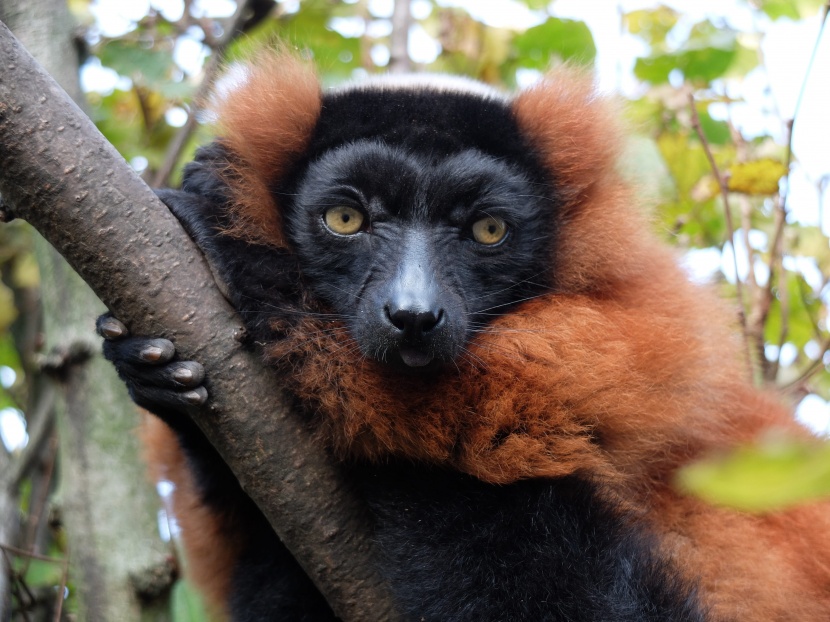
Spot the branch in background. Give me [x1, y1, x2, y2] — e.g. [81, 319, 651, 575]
[151, 0, 276, 188]
[763, 113, 794, 383]
[784, 335, 830, 396]
[388, 0, 412, 74]
[766, 2, 830, 387]
[0, 22, 397, 621]
[10, 386, 55, 490]
[688, 93, 754, 379]
[0, 543, 69, 620]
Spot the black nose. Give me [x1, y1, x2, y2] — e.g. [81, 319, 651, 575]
[385, 305, 443, 336]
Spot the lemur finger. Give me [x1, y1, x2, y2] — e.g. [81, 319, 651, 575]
[128, 383, 208, 412]
[119, 360, 205, 390]
[102, 336, 176, 367]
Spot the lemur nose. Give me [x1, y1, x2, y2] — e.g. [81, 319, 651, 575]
[386, 306, 443, 335]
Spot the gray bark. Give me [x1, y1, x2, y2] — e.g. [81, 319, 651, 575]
[0, 20, 397, 622]
[0, 0, 172, 619]
[388, 0, 412, 74]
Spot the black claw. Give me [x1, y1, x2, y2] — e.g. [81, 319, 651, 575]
[96, 315, 128, 340]
[139, 339, 175, 364]
[172, 361, 205, 387]
[183, 387, 208, 405]
[173, 367, 194, 383]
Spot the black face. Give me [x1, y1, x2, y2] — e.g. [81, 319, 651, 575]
[284, 138, 553, 371]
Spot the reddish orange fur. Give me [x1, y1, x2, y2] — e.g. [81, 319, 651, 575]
[141, 415, 239, 619]
[212, 49, 321, 247]
[146, 60, 830, 619]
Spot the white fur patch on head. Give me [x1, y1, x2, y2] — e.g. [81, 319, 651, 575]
[331, 73, 508, 102]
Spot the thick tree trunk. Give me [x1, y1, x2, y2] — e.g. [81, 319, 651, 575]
[0, 1, 172, 619]
[0, 20, 397, 622]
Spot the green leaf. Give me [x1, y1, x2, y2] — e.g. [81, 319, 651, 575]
[635, 20, 737, 84]
[764, 272, 822, 349]
[758, 0, 801, 19]
[237, 2, 362, 81]
[657, 132, 711, 197]
[171, 579, 209, 622]
[516, 0, 550, 9]
[697, 108, 731, 145]
[624, 6, 679, 47]
[0, 334, 22, 371]
[678, 438, 830, 512]
[15, 558, 65, 586]
[657, 198, 725, 247]
[513, 17, 596, 68]
[636, 46, 736, 84]
[757, 0, 825, 19]
[91, 89, 143, 151]
[98, 40, 176, 87]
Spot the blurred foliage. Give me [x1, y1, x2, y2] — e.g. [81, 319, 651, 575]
[2, 0, 830, 615]
[678, 436, 830, 511]
[170, 579, 212, 622]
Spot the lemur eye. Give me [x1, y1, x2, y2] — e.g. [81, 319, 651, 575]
[324, 206, 365, 235]
[471, 216, 508, 245]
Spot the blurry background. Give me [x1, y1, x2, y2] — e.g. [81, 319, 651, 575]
[0, 0, 828, 619]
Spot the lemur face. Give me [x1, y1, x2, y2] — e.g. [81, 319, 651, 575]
[282, 84, 555, 370]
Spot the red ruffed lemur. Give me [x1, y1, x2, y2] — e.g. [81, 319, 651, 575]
[98, 51, 830, 621]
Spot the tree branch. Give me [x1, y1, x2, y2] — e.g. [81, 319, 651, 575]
[0, 21, 397, 621]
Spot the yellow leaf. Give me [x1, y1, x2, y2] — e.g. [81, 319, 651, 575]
[727, 159, 788, 195]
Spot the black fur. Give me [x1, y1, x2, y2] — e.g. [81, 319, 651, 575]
[363, 466, 705, 622]
[98, 82, 710, 621]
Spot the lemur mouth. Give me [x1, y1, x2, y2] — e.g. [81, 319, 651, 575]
[398, 348, 434, 368]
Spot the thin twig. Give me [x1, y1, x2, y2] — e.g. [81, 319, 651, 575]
[21, 435, 57, 563]
[783, 336, 830, 394]
[53, 556, 69, 622]
[0, 542, 64, 564]
[688, 93, 753, 376]
[767, 3, 830, 381]
[11, 384, 57, 489]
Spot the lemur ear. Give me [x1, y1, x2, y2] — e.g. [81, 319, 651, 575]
[212, 49, 322, 247]
[512, 67, 657, 294]
[512, 66, 623, 216]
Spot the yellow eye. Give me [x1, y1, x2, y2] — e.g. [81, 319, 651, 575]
[471, 216, 508, 245]
[324, 206, 365, 235]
